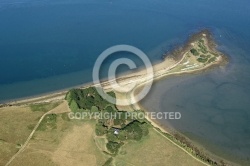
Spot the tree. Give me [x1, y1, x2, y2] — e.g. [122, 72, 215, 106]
[91, 106, 99, 113]
[124, 121, 143, 141]
[140, 123, 149, 136]
[106, 132, 119, 142]
[95, 123, 108, 136]
[69, 100, 79, 112]
[106, 141, 123, 154]
[190, 48, 199, 56]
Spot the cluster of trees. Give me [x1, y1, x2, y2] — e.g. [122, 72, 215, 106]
[190, 41, 208, 57]
[104, 120, 149, 154]
[197, 54, 216, 64]
[197, 57, 208, 63]
[106, 141, 124, 154]
[66, 87, 150, 155]
[198, 41, 208, 54]
[105, 121, 149, 142]
[190, 40, 217, 64]
[94, 109, 150, 154]
[65, 87, 225, 164]
[190, 48, 199, 56]
[95, 122, 108, 136]
[119, 121, 149, 141]
[93, 105, 129, 135]
[65, 87, 116, 112]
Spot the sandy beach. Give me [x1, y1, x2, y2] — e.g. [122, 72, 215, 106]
[0, 30, 227, 109]
[106, 30, 228, 138]
[0, 30, 231, 166]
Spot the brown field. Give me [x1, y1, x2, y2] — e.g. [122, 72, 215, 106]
[2, 109, 207, 166]
[114, 128, 205, 166]
[0, 31, 225, 166]
[1, 100, 208, 166]
[9, 115, 109, 166]
[0, 101, 61, 166]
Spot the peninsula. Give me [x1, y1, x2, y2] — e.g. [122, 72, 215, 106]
[0, 30, 231, 166]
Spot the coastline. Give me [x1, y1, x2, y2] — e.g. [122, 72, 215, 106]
[0, 82, 93, 107]
[0, 30, 227, 107]
[128, 30, 232, 165]
[0, 30, 233, 165]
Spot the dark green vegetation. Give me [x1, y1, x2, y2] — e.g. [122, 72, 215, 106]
[197, 54, 209, 63]
[198, 40, 208, 54]
[66, 87, 116, 112]
[66, 87, 227, 165]
[208, 57, 217, 63]
[190, 39, 218, 64]
[66, 87, 149, 155]
[106, 142, 124, 154]
[190, 48, 199, 56]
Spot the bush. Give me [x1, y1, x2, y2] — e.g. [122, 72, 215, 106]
[91, 106, 99, 113]
[197, 57, 208, 63]
[95, 123, 108, 136]
[106, 105, 116, 113]
[114, 118, 125, 126]
[69, 100, 79, 112]
[106, 132, 119, 142]
[141, 123, 149, 136]
[190, 48, 199, 56]
[106, 141, 123, 154]
[123, 121, 147, 141]
[200, 54, 206, 58]
[117, 130, 128, 141]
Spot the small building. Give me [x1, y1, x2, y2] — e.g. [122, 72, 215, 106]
[114, 129, 119, 135]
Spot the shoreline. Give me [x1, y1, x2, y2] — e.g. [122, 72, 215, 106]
[0, 82, 93, 107]
[0, 30, 227, 107]
[0, 30, 233, 165]
[128, 30, 233, 165]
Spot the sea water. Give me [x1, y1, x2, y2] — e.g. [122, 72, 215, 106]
[0, 0, 250, 165]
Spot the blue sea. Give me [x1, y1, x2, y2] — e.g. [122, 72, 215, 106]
[0, 0, 250, 165]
